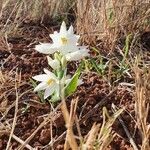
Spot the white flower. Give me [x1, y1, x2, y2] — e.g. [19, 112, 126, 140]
[33, 69, 84, 99]
[49, 22, 80, 54]
[33, 69, 60, 99]
[35, 22, 79, 54]
[35, 21, 90, 61]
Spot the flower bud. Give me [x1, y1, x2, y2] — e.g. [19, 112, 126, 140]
[61, 56, 67, 68]
[54, 53, 61, 61]
[47, 56, 60, 70]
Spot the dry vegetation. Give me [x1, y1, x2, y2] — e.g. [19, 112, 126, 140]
[0, 0, 75, 36]
[134, 61, 150, 150]
[0, 0, 150, 149]
[76, 0, 150, 47]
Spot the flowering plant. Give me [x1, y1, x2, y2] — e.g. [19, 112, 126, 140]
[33, 21, 89, 102]
[32, 21, 89, 149]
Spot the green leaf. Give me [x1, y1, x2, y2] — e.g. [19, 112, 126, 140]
[65, 68, 81, 97]
[90, 59, 101, 74]
[122, 34, 132, 63]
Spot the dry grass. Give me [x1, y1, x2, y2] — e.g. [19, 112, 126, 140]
[82, 107, 123, 150]
[0, 0, 75, 36]
[0, 0, 149, 48]
[134, 60, 150, 150]
[60, 105, 123, 150]
[76, 0, 150, 49]
[0, 70, 34, 149]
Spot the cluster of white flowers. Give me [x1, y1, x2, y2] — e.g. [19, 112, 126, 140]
[33, 22, 89, 100]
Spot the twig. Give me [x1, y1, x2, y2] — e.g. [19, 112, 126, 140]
[60, 95, 78, 150]
[12, 134, 34, 150]
[17, 103, 62, 150]
[111, 103, 139, 150]
[51, 88, 117, 148]
[80, 88, 117, 124]
[59, 77, 78, 150]
[6, 78, 19, 150]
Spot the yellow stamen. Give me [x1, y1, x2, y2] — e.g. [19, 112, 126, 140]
[61, 37, 68, 45]
[47, 79, 54, 85]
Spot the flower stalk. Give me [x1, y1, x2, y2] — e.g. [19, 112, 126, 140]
[58, 60, 78, 150]
[32, 21, 90, 149]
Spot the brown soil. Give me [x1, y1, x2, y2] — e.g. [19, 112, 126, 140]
[0, 25, 146, 150]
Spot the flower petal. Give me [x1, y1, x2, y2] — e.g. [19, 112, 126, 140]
[75, 35, 80, 41]
[43, 68, 57, 79]
[34, 82, 47, 92]
[78, 46, 88, 49]
[49, 31, 60, 44]
[68, 25, 74, 34]
[44, 85, 55, 99]
[65, 78, 83, 86]
[78, 79, 83, 85]
[32, 74, 49, 81]
[60, 21, 67, 35]
[65, 49, 90, 61]
[35, 43, 57, 54]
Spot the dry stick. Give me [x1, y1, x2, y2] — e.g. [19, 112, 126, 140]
[50, 117, 54, 150]
[65, 99, 78, 150]
[61, 94, 78, 150]
[51, 88, 117, 148]
[61, 101, 70, 150]
[84, 123, 100, 148]
[0, 89, 32, 122]
[75, 115, 83, 143]
[112, 104, 139, 150]
[3, 0, 20, 28]
[6, 80, 19, 150]
[59, 76, 78, 150]
[0, 118, 34, 149]
[51, 131, 66, 148]
[17, 103, 62, 150]
[17, 113, 51, 150]
[12, 134, 34, 150]
[80, 88, 117, 124]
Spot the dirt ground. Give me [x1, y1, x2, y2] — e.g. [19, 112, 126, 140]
[0, 24, 149, 150]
